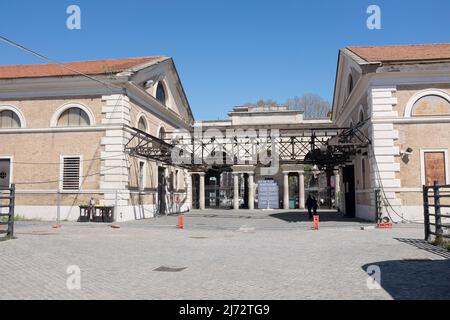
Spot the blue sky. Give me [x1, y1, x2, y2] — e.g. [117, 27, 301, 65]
[1, 0, 450, 120]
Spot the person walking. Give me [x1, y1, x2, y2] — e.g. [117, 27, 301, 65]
[306, 195, 315, 219]
[312, 196, 319, 216]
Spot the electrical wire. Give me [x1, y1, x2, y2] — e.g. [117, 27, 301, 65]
[0, 35, 123, 91]
[11, 153, 126, 165]
[12, 164, 126, 185]
[0, 36, 137, 218]
[367, 133, 424, 224]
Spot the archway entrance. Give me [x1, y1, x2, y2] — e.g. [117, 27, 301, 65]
[204, 169, 233, 209]
[157, 166, 167, 215]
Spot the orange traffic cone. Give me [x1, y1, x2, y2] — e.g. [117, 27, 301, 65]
[313, 215, 319, 230]
[177, 214, 184, 229]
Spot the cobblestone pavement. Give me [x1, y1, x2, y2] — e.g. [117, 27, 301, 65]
[0, 210, 449, 300]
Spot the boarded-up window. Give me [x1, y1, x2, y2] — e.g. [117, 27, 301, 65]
[62, 157, 81, 190]
[412, 95, 450, 117]
[424, 152, 446, 186]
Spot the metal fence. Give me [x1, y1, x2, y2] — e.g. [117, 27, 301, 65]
[0, 184, 15, 238]
[423, 182, 450, 241]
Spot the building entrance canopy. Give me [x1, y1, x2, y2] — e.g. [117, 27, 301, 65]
[125, 120, 371, 171]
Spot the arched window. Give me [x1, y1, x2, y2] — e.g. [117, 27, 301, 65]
[405, 90, 450, 118]
[156, 82, 166, 105]
[57, 107, 90, 127]
[0, 110, 21, 128]
[158, 126, 166, 140]
[411, 95, 450, 117]
[137, 116, 147, 132]
[347, 74, 354, 97]
[359, 109, 365, 123]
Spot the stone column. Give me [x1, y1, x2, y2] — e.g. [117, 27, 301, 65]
[283, 172, 289, 210]
[199, 173, 205, 210]
[334, 169, 340, 210]
[298, 171, 305, 209]
[248, 173, 255, 210]
[233, 173, 240, 210]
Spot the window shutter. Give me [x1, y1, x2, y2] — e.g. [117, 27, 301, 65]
[63, 157, 81, 190]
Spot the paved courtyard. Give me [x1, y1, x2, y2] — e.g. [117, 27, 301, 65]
[0, 209, 449, 300]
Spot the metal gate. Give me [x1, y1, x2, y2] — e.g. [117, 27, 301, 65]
[0, 184, 15, 238]
[423, 182, 450, 241]
[205, 184, 233, 209]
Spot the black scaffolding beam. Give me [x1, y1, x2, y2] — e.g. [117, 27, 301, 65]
[124, 121, 371, 170]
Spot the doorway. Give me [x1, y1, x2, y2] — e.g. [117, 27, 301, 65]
[343, 165, 356, 218]
[0, 159, 11, 188]
[192, 174, 200, 209]
[157, 167, 166, 215]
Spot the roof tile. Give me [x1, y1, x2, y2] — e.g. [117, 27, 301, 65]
[347, 43, 450, 62]
[0, 56, 164, 79]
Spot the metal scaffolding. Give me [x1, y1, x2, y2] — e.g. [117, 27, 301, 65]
[124, 121, 371, 170]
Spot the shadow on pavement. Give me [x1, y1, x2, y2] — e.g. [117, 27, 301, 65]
[362, 259, 450, 300]
[269, 210, 364, 223]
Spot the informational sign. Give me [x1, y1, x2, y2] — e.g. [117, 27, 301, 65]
[257, 180, 279, 209]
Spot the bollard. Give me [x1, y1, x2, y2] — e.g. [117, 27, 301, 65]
[313, 215, 319, 230]
[178, 214, 184, 229]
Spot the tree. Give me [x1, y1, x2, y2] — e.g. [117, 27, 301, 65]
[286, 94, 331, 119]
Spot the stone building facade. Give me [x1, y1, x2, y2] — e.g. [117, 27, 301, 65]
[1, 43, 450, 223]
[0, 57, 194, 221]
[332, 44, 450, 222]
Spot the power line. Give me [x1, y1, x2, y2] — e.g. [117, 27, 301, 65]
[0, 35, 123, 92]
[13, 164, 127, 185]
[12, 153, 127, 165]
[0, 35, 151, 220]
[369, 143, 423, 224]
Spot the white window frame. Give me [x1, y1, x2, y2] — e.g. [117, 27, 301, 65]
[136, 113, 149, 133]
[154, 80, 169, 107]
[0, 155, 14, 187]
[51, 103, 95, 127]
[0, 105, 26, 129]
[404, 89, 450, 118]
[59, 155, 83, 191]
[420, 148, 450, 186]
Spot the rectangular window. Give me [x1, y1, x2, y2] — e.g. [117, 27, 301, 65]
[62, 157, 81, 190]
[139, 161, 145, 191]
[174, 170, 179, 191]
[424, 152, 446, 186]
[361, 158, 366, 189]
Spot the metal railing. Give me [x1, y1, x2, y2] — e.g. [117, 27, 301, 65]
[375, 188, 382, 222]
[423, 181, 450, 241]
[0, 184, 15, 238]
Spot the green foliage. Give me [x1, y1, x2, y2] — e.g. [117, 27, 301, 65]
[0, 235, 15, 242]
[433, 237, 450, 250]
